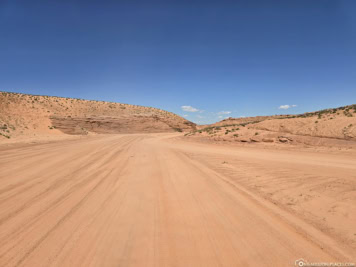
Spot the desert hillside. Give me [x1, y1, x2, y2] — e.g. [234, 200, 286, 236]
[0, 92, 196, 141]
[186, 105, 356, 147]
[200, 114, 290, 128]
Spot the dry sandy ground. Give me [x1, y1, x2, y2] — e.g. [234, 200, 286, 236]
[0, 133, 355, 267]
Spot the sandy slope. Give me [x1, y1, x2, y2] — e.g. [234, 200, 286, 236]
[187, 105, 356, 148]
[0, 92, 195, 143]
[0, 134, 355, 266]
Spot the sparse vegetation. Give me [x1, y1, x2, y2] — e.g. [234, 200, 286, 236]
[0, 132, 10, 139]
[344, 110, 353, 117]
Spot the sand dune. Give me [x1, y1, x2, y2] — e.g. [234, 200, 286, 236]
[0, 92, 195, 143]
[187, 105, 356, 148]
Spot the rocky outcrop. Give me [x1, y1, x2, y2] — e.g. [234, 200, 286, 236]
[51, 115, 195, 135]
[0, 92, 196, 139]
[278, 136, 293, 143]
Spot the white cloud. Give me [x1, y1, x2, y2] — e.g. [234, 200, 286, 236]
[196, 115, 204, 119]
[217, 111, 231, 115]
[278, 104, 297, 110]
[183, 114, 189, 117]
[218, 115, 229, 120]
[181, 105, 199, 112]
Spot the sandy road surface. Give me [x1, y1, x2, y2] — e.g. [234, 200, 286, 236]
[0, 134, 355, 266]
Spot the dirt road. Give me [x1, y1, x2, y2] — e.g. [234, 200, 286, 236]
[0, 134, 355, 266]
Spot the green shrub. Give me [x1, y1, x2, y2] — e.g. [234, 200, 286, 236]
[0, 133, 10, 139]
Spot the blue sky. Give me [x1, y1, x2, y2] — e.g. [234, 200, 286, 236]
[1, 0, 355, 124]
